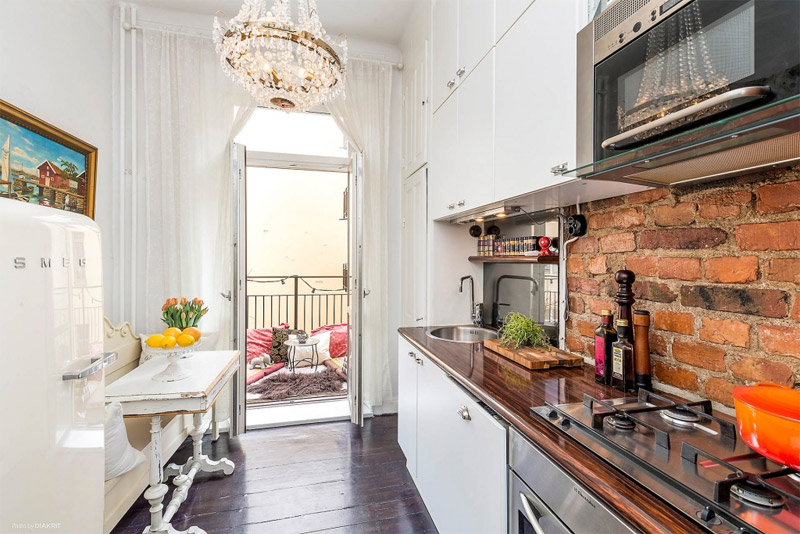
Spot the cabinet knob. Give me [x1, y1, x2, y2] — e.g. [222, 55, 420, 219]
[446, 79, 456, 89]
[416, 317, 424, 322]
[456, 405, 471, 421]
[448, 203, 455, 210]
[408, 351, 416, 359]
[456, 67, 466, 77]
[457, 199, 465, 207]
[415, 357, 424, 366]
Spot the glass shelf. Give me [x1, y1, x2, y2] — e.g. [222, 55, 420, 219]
[564, 94, 800, 183]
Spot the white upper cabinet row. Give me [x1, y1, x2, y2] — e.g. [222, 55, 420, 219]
[428, 0, 580, 219]
[402, 36, 429, 179]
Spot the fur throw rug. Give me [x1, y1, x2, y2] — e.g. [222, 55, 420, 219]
[247, 369, 345, 401]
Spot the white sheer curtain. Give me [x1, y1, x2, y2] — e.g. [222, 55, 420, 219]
[131, 28, 255, 345]
[327, 59, 394, 413]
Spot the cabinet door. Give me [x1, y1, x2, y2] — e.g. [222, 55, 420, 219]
[429, 94, 458, 220]
[401, 167, 427, 327]
[494, 0, 577, 202]
[411, 40, 429, 173]
[495, 0, 534, 42]
[418, 366, 507, 534]
[397, 337, 418, 478]
[431, 0, 458, 111]
[457, 0, 495, 80]
[457, 51, 494, 213]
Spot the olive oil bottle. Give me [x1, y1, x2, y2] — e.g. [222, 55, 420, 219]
[611, 319, 634, 392]
[594, 310, 617, 384]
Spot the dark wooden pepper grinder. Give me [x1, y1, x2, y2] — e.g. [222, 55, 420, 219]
[614, 270, 636, 330]
[633, 310, 652, 391]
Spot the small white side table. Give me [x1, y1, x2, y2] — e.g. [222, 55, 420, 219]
[285, 337, 321, 372]
[106, 350, 240, 534]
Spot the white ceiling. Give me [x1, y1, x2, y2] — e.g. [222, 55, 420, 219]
[131, 0, 418, 44]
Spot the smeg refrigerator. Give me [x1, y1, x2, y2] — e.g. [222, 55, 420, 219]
[0, 198, 106, 533]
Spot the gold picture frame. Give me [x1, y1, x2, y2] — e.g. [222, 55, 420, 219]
[0, 99, 98, 218]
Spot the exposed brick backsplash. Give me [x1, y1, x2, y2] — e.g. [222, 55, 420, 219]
[565, 166, 800, 410]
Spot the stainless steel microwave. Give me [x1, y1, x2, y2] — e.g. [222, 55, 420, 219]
[577, 0, 800, 172]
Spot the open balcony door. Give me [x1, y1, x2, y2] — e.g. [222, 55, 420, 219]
[231, 141, 247, 436]
[348, 151, 364, 426]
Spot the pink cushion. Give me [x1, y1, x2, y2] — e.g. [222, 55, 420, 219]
[246, 328, 273, 362]
[311, 324, 348, 359]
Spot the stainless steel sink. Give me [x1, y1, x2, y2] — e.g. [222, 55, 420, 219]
[427, 325, 499, 343]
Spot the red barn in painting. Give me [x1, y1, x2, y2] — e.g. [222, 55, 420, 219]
[38, 160, 65, 189]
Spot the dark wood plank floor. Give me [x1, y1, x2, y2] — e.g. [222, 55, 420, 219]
[112, 415, 437, 534]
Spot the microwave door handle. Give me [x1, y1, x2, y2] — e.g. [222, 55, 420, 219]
[601, 86, 772, 150]
[519, 491, 556, 534]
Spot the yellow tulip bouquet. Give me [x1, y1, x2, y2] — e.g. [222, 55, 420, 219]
[162, 297, 208, 329]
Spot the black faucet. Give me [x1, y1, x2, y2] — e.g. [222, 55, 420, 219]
[492, 275, 540, 327]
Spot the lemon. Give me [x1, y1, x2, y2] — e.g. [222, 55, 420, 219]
[163, 327, 182, 338]
[146, 334, 165, 348]
[160, 335, 177, 349]
[177, 334, 195, 347]
[182, 327, 202, 341]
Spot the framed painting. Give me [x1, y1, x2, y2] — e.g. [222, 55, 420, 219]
[0, 99, 97, 218]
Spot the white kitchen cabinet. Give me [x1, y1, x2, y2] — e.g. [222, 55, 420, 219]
[402, 39, 429, 179]
[429, 52, 495, 221]
[494, 0, 578, 202]
[495, 0, 534, 42]
[397, 336, 421, 478]
[401, 167, 427, 327]
[413, 342, 507, 534]
[431, 0, 459, 111]
[431, 0, 495, 112]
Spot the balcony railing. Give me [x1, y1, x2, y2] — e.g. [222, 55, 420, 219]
[247, 275, 349, 332]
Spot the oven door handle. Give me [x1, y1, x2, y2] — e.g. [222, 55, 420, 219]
[601, 86, 772, 150]
[519, 491, 553, 534]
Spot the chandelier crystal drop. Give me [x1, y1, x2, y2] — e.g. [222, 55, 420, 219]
[213, 0, 347, 112]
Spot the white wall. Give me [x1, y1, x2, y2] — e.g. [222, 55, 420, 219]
[0, 0, 115, 316]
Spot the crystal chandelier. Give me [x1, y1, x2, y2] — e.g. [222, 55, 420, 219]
[213, 0, 347, 111]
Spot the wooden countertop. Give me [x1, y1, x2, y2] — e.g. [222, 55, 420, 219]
[398, 327, 700, 534]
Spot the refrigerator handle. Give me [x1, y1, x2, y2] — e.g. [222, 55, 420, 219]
[62, 352, 117, 381]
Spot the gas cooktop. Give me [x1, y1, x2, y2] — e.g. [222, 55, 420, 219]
[532, 389, 800, 534]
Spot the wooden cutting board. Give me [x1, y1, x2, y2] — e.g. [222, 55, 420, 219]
[483, 338, 583, 370]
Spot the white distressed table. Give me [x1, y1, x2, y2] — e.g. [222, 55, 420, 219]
[106, 350, 240, 534]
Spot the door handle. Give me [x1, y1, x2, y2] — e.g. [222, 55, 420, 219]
[363, 289, 371, 298]
[456, 66, 466, 77]
[446, 79, 456, 89]
[447, 203, 455, 210]
[457, 199, 465, 207]
[415, 317, 424, 322]
[220, 290, 232, 301]
[408, 351, 416, 359]
[456, 405, 471, 421]
[519, 492, 548, 534]
[415, 357, 424, 366]
[62, 352, 117, 381]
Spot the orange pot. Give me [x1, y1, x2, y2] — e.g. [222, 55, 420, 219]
[732, 383, 800, 470]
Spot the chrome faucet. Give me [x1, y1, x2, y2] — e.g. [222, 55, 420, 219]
[459, 275, 484, 327]
[492, 275, 539, 327]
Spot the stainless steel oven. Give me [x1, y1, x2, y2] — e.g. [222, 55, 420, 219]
[577, 0, 800, 164]
[509, 428, 637, 534]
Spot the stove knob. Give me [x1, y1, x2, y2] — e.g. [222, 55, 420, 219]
[700, 506, 715, 522]
[733, 529, 750, 534]
[548, 410, 559, 420]
[560, 418, 571, 429]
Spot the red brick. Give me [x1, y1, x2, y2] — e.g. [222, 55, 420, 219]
[759, 324, 800, 358]
[568, 277, 601, 295]
[672, 340, 726, 371]
[755, 180, 800, 214]
[792, 294, 800, 322]
[628, 188, 669, 204]
[567, 257, 584, 274]
[650, 332, 668, 356]
[577, 319, 597, 338]
[654, 203, 697, 226]
[699, 317, 751, 348]
[588, 256, 608, 275]
[568, 237, 598, 254]
[704, 378, 736, 407]
[766, 258, 800, 283]
[736, 221, 800, 251]
[653, 310, 695, 335]
[681, 285, 788, 318]
[589, 207, 645, 230]
[658, 257, 702, 281]
[599, 232, 636, 253]
[566, 333, 585, 353]
[655, 363, 698, 391]
[569, 295, 585, 314]
[705, 256, 759, 284]
[698, 191, 751, 220]
[590, 196, 625, 211]
[588, 298, 614, 316]
[640, 228, 727, 250]
[626, 255, 658, 277]
[632, 280, 678, 303]
[730, 357, 794, 386]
